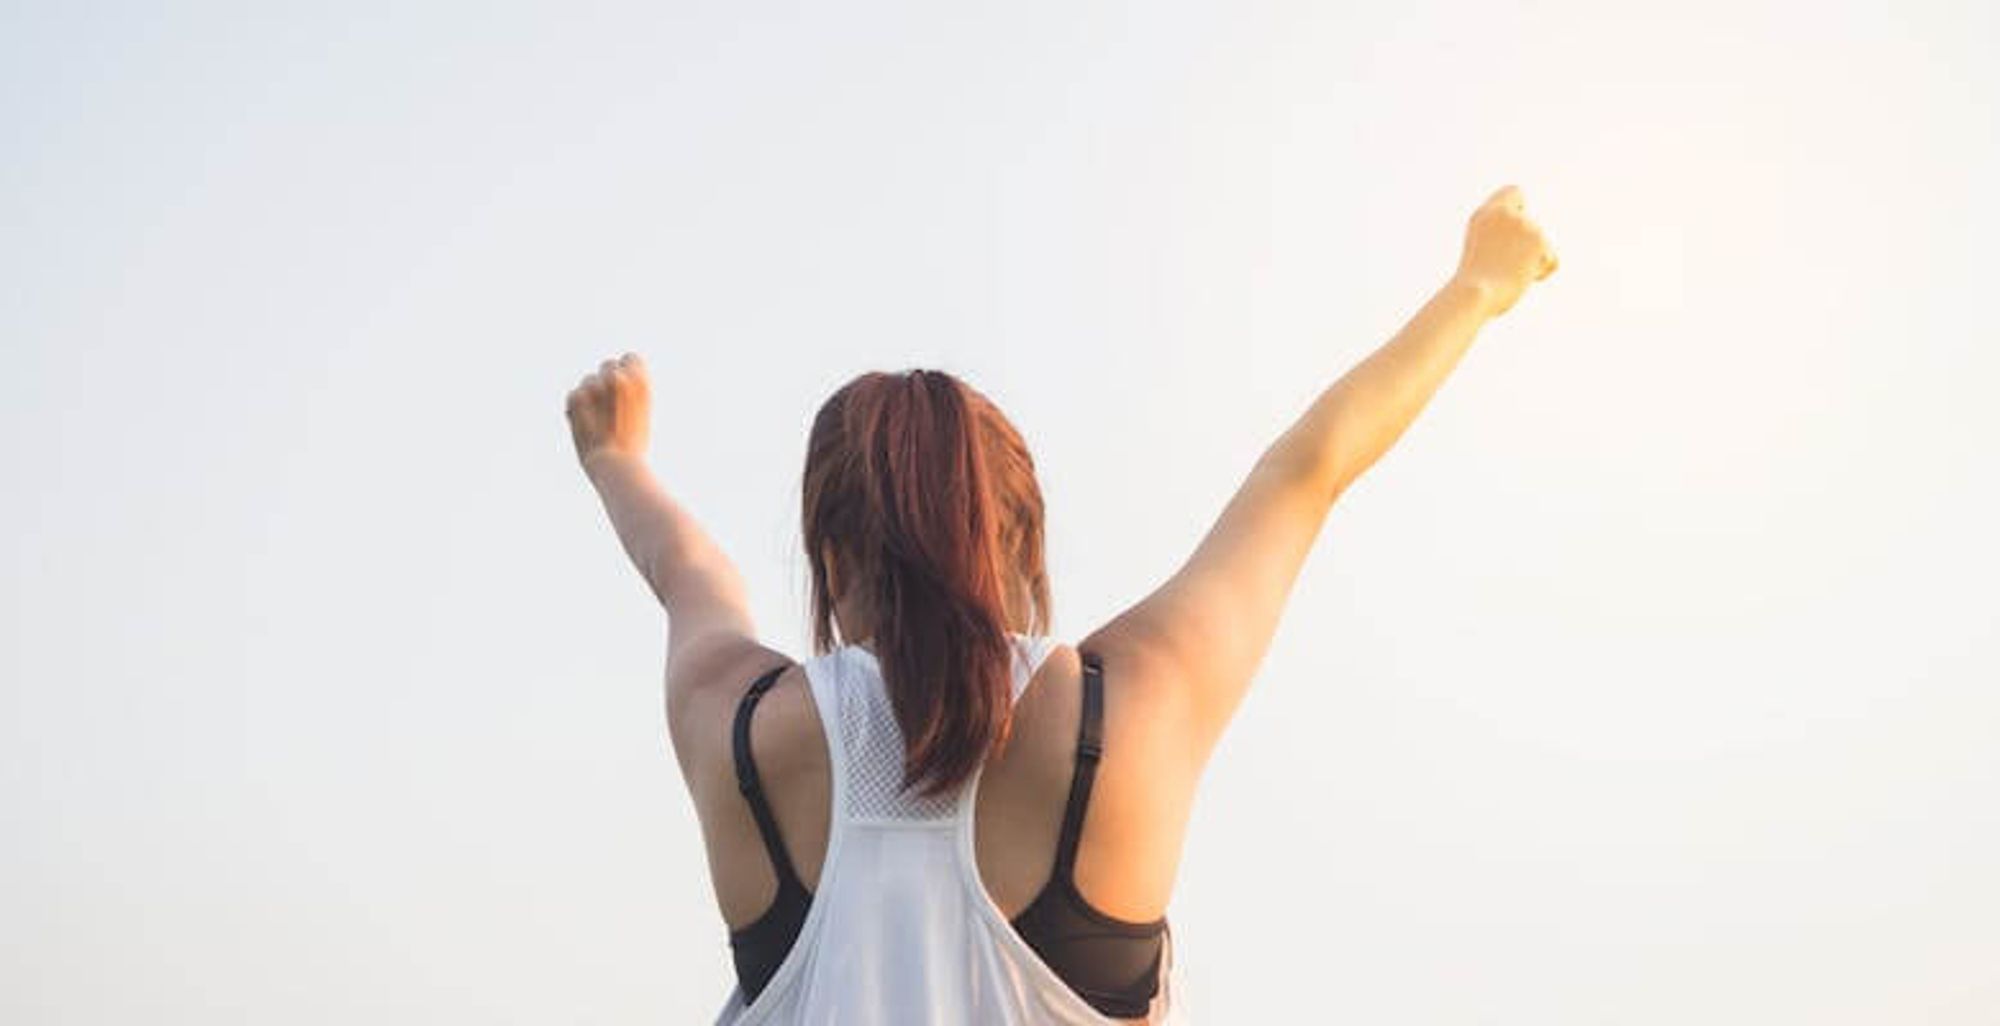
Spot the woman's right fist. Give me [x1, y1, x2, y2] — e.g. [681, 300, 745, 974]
[1453, 184, 1558, 318]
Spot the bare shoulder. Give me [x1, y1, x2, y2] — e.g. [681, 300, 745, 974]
[664, 634, 821, 803]
[668, 637, 834, 925]
[1001, 633, 1196, 797]
[1011, 627, 1202, 922]
[1078, 618, 1201, 768]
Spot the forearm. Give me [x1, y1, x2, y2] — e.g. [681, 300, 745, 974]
[581, 450, 752, 626]
[1269, 274, 1496, 500]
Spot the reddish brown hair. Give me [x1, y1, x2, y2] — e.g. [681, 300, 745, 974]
[802, 368, 1052, 797]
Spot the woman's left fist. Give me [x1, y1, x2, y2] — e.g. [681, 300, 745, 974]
[565, 352, 651, 468]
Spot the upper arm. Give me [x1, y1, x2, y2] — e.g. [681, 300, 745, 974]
[658, 556, 782, 728]
[1082, 445, 1338, 767]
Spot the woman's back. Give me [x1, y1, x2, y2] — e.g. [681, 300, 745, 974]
[703, 632, 1191, 1024]
[673, 384, 1383, 1022]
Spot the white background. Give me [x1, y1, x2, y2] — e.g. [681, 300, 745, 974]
[4, 2, 1996, 1022]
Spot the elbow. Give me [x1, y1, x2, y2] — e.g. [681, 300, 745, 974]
[1261, 432, 1351, 507]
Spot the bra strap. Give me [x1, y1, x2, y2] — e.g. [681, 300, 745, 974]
[732, 662, 809, 896]
[1050, 649, 1107, 875]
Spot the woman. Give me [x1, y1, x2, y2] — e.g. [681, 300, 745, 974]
[565, 185, 1557, 1024]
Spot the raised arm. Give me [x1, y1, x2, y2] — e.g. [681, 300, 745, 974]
[1085, 184, 1559, 764]
[566, 354, 767, 698]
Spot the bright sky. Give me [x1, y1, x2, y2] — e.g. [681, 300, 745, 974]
[4, 2, 1996, 1022]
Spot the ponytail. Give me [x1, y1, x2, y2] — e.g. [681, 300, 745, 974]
[802, 368, 1051, 797]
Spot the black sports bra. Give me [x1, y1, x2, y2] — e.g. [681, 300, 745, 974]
[726, 648, 1169, 1019]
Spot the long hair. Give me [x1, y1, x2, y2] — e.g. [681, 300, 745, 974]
[802, 368, 1052, 797]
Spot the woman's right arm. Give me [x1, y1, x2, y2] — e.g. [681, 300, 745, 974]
[1085, 184, 1559, 766]
[1281, 183, 1558, 501]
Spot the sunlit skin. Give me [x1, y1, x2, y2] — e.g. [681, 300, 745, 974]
[568, 184, 1555, 1022]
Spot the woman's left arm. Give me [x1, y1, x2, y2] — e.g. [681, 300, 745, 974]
[567, 354, 758, 670]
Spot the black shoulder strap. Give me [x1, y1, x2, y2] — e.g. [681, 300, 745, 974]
[1051, 649, 1107, 875]
[732, 662, 808, 896]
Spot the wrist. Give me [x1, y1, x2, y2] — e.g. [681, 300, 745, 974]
[1442, 273, 1499, 320]
[581, 446, 646, 483]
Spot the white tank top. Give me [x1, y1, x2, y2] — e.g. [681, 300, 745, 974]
[710, 631, 1191, 1025]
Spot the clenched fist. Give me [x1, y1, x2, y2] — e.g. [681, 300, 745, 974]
[565, 352, 652, 468]
[1453, 184, 1558, 319]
